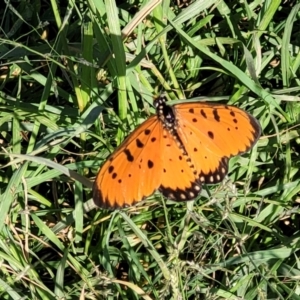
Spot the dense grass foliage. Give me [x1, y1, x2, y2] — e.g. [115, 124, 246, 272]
[0, 0, 300, 299]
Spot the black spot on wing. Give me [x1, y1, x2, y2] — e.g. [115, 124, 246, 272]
[213, 109, 220, 122]
[136, 138, 144, 148]
[200, 109, 207, 118]
[124, 149, 134, 162]
[208, 131, 214, 139]
[148, 160, 154, 169]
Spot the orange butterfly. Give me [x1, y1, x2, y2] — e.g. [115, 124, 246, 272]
[93, 94, 261, 209]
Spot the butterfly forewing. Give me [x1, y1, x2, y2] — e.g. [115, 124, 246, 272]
[173, 102, 261, 184]
[93, 116, 164, 208]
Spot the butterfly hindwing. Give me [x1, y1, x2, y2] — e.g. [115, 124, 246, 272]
[159, 128, 202, 201]
[93, 116, 164, 208]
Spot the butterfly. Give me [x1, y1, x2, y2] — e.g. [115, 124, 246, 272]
[93, 94, 261, 209]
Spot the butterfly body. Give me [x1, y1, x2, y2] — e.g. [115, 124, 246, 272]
[93, 95, 261, 209]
